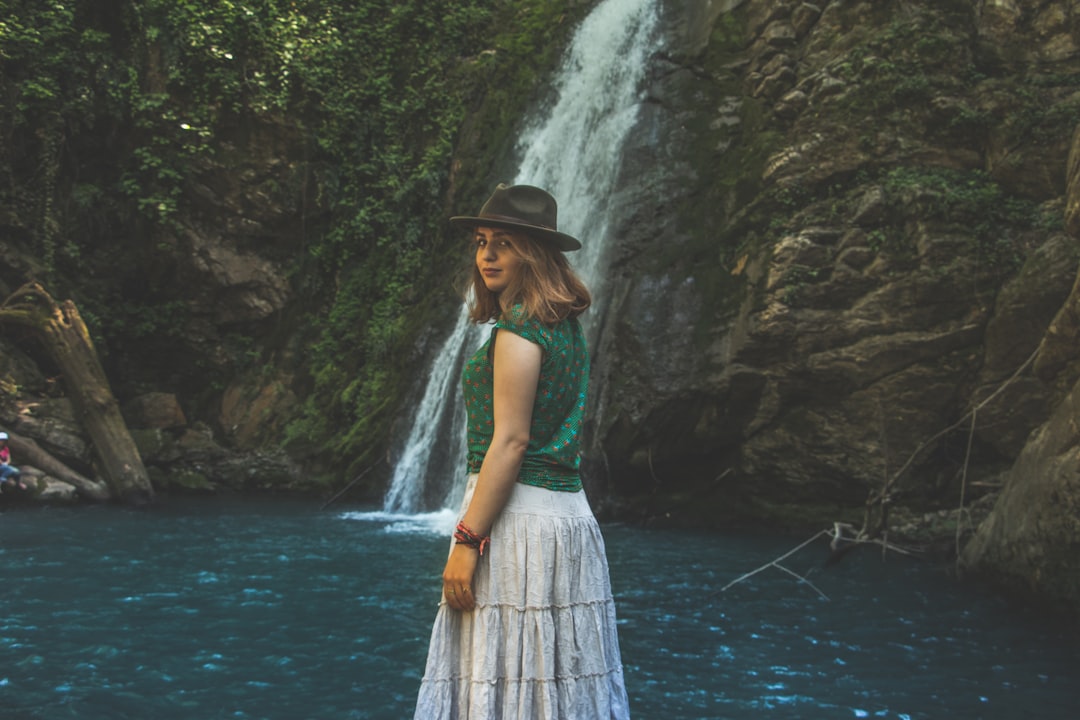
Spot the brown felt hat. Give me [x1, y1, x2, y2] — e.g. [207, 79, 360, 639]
[450, 183, 581, 251]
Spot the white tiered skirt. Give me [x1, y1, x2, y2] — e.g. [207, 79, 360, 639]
[414, 475, 630, 719]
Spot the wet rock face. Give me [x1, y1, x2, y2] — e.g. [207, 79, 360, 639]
[183, 227, 291, 324]
[174, 121, 315, 328]
[582, 0, 1080, 613]
[960, 221, 1080, 613]
[585, 0, 1080, 537]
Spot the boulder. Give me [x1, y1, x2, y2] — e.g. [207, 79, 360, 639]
[129, 428, 181, 464]
[11, 398, 92, 467]
[959, 371, 1080, 616]
[123, 392, 188, 430]
[35, 477, 80, 503]
[184, 227, 291, 323]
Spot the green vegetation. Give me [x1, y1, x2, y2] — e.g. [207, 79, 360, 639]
[279, 0, 592, 477]
[1005, 83, 1080, 146]
[780, 263, 826, 306]
[1, 0, 591, 482]
[880, 166, 1052, 270]
[829, 9, 973, 113]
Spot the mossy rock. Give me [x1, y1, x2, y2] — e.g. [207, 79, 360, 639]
[161, 468, 215, 493]
[130, 428, 176, 463]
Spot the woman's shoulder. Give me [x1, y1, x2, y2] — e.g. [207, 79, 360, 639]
[496, 305, 539, 331]
[495, 305, 561, 345]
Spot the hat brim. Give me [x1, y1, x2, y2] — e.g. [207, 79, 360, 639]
[450, 216, 581, 252]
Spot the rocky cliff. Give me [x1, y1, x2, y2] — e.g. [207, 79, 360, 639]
[579, 0, 1079, 614]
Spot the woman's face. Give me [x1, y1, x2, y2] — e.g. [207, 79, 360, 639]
[474, 226, 524, 295]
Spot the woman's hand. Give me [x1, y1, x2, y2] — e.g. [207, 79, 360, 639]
[442, 543, 480, 611]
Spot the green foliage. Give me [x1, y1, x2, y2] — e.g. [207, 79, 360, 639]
[0, 0, 600, 480]
[828, 8, 976, 125]
[450, 1, 596, 201]
[1005, 83, 1080, 146]
[824, 6, 1078, 156]
[1, 2, 85, 271]
[880, 166, 1046, 270]
[107, 300, 189, 339]
[884, 167, 1019, 224]
[280, 0, 589, 471]
[866, 229, 893, 253]
[704, 10, 747, 71]
[2, 0, 550, 472]
[780, 263, 825, 306]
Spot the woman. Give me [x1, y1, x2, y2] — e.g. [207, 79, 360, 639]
[414, 184, 630, 719]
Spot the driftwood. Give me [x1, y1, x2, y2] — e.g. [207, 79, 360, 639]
[718, 524, 920, 600]
[0, 282, 153, 504]
[7, 432, 110, 501]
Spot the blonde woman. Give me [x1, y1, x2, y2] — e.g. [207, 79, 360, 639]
[415, 184, 630, 719]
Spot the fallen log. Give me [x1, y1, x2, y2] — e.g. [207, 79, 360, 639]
[0, 282, 154, 504]
[7, 432, 110, 501]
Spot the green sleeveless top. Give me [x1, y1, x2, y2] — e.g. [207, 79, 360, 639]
[462, 306, 589, 492]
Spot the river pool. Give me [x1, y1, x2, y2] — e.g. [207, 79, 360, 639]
[1, 498, 1076, 719]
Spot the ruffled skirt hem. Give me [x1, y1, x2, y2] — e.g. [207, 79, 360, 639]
[414, 476, 630, 720]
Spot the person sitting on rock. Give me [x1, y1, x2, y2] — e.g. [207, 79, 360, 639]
[0, 432, 27, 491]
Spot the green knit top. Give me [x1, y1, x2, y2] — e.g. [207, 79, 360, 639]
[462, 306, 589, 492]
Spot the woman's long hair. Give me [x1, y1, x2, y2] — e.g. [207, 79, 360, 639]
[466, 230, 591, 325]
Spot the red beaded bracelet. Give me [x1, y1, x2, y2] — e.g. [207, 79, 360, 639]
[454, 521, 490, 556]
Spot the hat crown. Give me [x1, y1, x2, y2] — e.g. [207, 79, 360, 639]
[478, 184, 558, 230]
[450, 183, 581, 251]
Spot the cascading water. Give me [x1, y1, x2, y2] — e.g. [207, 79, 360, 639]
[383, 0, 660, 515]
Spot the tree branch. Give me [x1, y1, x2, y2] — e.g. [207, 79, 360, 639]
[716, 529, 830, 597]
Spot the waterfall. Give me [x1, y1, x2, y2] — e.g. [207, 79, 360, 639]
[383, 0, 660, 514]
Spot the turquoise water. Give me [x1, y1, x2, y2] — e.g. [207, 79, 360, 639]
[1, 498, 1077, 719]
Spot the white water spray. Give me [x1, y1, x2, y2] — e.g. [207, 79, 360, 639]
[383, 0, 659, 514]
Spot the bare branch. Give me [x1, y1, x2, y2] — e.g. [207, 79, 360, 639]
[774, 562, 830, 600]
[830, 525, 921, 557]
[717, 530, 830, 595]
[871, 346, 1038, 507]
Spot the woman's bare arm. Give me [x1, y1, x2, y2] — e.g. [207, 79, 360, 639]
[442, 330, 541, 610]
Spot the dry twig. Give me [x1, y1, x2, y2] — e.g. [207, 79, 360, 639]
[863, 346, 1039, 541]
[717, 524, 922, 600]
[717, 530, 831, 600]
